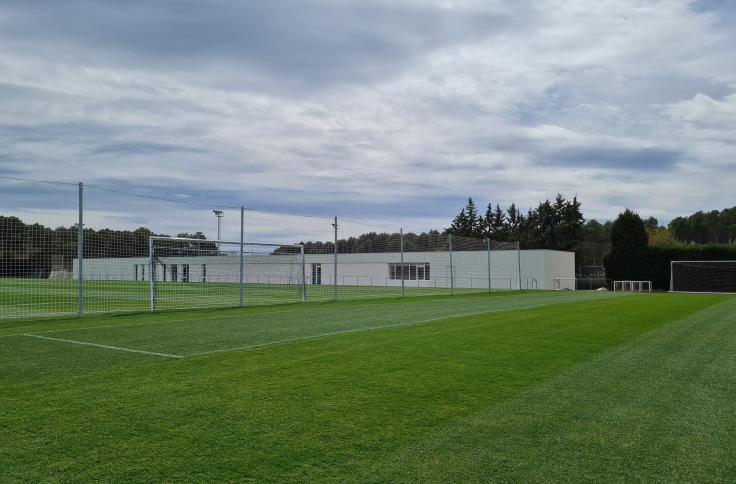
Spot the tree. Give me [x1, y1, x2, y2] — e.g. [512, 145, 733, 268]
[448, 197, 482, 238]
[604, 209, 649, 280]
[490, 204, 507, 239]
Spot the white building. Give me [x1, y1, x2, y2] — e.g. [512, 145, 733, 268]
[74, 249, 574, 290]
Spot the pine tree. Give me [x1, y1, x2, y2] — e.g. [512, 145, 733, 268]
[491, 204, 507, 239]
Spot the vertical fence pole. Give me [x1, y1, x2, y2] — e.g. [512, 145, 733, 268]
[77, 182, 84, 318]
[517, 242, 522, 291]
[333, 216, 338, 301]
[400, 228, 405, 298]
[149, 236, 156, 312]
[240, 206, 245, 307]
[448, 234, 454, 296]
[486, 238, 491, 293]
[301, 244, 307, 302]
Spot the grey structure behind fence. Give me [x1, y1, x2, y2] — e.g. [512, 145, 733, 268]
[0, 177, 551, 319]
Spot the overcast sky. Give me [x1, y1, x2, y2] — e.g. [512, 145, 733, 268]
[1, 0, 735, 236]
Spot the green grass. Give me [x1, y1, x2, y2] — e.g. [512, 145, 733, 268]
[1, 291, 734, 482]
[0, 277, 488, 319]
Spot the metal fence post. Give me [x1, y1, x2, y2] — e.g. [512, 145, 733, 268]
[301, 244, 307, 302]
[333, 216, 338, 301]
[240, 206, 245, 307]
[149, 235, 156, 312]
[517, 242, 522, 291]
[77, 182, 84, 318]
[449, 234, 454, 296]
[400, 228, 405, 297]
[486, 238, 491, 293]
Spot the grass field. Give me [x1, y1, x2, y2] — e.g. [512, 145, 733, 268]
[2, 291, 735, 482]
[0, 277, 487, 319]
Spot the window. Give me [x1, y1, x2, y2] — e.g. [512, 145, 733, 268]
[182, 264, 190, 283]
[202, 264, 206, 282]
[389, 263, 430, 280]
[171, 265, 178, 282]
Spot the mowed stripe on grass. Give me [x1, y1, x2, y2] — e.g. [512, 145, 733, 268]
[8, 291, 621, 356]
[0, 292, 731, 482]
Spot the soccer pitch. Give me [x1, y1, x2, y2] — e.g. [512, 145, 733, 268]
[2, 291, 735, 481]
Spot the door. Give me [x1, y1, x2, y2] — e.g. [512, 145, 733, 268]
[311, 264, 322, 285]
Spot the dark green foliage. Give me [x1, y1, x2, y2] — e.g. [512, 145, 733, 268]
[448, 197, 483, 238]
[669, 207, 736, 244]
[603, 209, 649, 282]
[583, 219, 612, 243]
[610, 209, 648, 250]
[447, 194, 585, 250]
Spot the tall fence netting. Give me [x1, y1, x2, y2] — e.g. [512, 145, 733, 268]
[1, 178, 523, 319]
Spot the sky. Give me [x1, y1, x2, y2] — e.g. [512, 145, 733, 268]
[1, 0, 735, 239]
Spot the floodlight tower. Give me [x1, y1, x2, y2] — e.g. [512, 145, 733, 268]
[212, 210, 223, 250]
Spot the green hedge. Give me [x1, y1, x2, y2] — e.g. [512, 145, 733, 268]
[604, 245, 736, 290]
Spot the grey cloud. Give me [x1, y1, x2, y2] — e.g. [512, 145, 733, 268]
[0, 1, 510, 92]
[541, 146, 682, 170]
[91, 142, 208, 156]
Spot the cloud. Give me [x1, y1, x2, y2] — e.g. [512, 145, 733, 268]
[541, 146, 682, 170]
[0, 0, 735, 235]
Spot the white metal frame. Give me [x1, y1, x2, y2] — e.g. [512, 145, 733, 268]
[670, 260, 736, 294]
[149, 236, 306, 311]
[613, 280, 652, 293]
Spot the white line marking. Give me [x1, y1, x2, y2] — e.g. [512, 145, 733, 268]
[183, 303, 553, 358]
[23, 334, 184, 358]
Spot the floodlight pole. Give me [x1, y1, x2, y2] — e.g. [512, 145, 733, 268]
[400, 228, 405, 298]
[333, 216, 338, 301]
[239, 206, 244, 307]
[213, 210, 223, 251]
[77, 182, 84, 318]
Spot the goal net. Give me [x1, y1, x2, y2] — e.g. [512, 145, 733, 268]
[670, 261, 736, 294]
[613, 280, 651, 292]
[149, 236, 305, 310]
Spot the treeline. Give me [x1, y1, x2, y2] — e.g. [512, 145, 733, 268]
[669, 207, 736, 244]
[446, 195, 585, 250]
[301, 230, 448, 254]
[604, 210, 736, 289]
[0, 216, 216, 277]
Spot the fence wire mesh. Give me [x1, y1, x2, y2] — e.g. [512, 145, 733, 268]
[1, 178, 524, 319]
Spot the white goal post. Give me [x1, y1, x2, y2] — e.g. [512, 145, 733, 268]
[149, 236, 306, 311]
[613, 280, 651, 292]
[670, 260, 736, 294]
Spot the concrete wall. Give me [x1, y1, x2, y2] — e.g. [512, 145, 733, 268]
[73, 249, 574, 290]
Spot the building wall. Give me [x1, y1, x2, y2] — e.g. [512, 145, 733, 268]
[73, 249, 574, 290]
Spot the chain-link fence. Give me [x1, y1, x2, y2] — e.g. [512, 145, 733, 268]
[1, 177, 522, 319]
